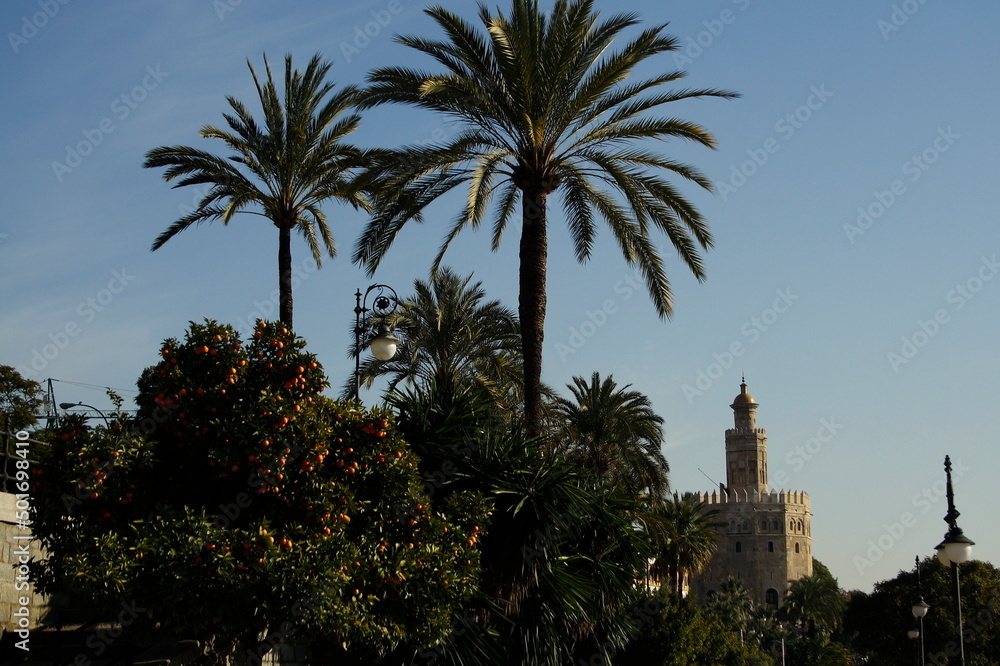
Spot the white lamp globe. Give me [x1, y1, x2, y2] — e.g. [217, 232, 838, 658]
[369, 326, 402, 361]
[944, 540, 973, 564]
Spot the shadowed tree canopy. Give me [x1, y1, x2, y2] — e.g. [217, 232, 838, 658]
[354, 0, 738, 435]
[144, 53, 370, 328]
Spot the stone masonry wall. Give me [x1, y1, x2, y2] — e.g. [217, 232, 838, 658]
[0, 492, 49, 633]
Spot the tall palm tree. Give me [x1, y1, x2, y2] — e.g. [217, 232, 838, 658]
[354, 0, 738, 436]
[648, 492, 721, 596]
[552, 372, 667, 501]
[145, 53, 369, 328]
[346, 267, 525, 410]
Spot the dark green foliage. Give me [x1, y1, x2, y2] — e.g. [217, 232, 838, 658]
[388, 383, 651, 666]
[617, 591, 772, 665]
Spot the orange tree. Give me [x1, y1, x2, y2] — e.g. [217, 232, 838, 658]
[28, 320, 484, 665]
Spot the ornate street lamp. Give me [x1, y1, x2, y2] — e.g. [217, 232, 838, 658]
[912, 555, 930, 666]
[934, 455, 974, 665]
[353, 284, 402, 401]
[59, 401, 110, 428]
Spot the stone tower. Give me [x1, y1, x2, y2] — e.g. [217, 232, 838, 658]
[688, 380, 813, 607]
[726, 380, 768, 493]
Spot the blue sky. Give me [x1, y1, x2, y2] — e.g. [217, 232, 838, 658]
[2, 1, 998, 595]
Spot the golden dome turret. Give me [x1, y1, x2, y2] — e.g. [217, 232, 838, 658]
[732, 378, 756, 406]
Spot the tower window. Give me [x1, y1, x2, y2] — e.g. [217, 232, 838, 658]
[765, 589, 779, 607]
[735, 542, 742, 553]
[794, 542, 800, 554]
[768, 541, 774, 553]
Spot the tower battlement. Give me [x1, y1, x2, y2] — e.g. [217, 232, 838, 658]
[725, 427, 767, 436]
[695, 488, 810, 508]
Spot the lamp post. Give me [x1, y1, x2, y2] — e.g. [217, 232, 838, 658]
[934, 455, 974, 665]
[59, 401, 110, 428]
[353, 284, 402, 402]
[912, 555, 930, 666]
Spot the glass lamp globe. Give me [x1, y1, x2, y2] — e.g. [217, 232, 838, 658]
[938, 527, 975, 565]
[369, 325, 402, 361]
[944, 540, 974, 564]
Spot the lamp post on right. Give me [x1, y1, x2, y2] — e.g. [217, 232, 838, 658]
[934, 455, 975, 666]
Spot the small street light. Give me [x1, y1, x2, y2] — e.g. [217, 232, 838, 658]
[934, 455, 974, 666]
[912, 555, 929, 666]
[59, 401, 110, 428]
[353, 284, 402, 401]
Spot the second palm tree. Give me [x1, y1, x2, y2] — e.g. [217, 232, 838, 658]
[145, 53, 370, 329]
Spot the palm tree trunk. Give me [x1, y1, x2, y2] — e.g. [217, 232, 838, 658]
[519, 189, 547, 439]
[278, 224, 293, 328]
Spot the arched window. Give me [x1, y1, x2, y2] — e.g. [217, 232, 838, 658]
[768, 541, 774, 553]
[794, 542, 800, 554]
[789, 519, 795, 532]
[735, 542, 742, 553]
[765, 589, 779, 607]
